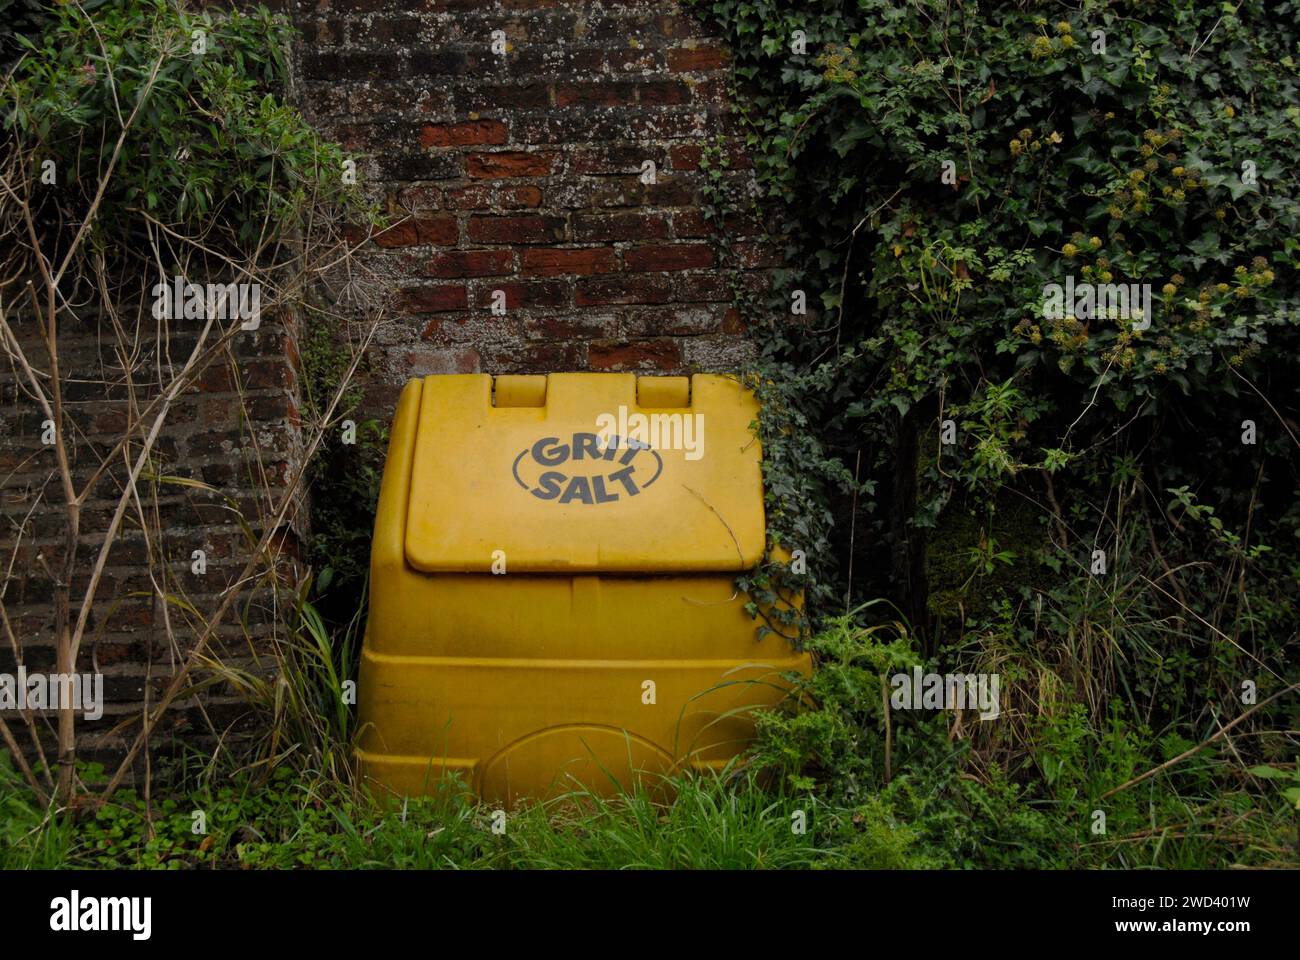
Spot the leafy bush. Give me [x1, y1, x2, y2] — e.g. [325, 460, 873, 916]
[5, 0, 356, 246]
[1, 0, 380, 802]
[752, 613, 1298, 867]
[692, 0, 1299, 866]
[700, 0, 1299, 589]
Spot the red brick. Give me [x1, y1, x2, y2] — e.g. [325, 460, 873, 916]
[649, 14, 709, 41]
[670, 144, 703, 171]
[410, 0, 483, 11]
[399, 184, 443, 210]
[671, 209, 713, 238]
[522, 314, 616, 339]
[244, 359, 293, 389]
[673, 273, 732, 302]
[89, 639, 144, 667]
[249, 393, 300, 427]
[400, 285, 469, 313]
[555, 82, 635, 107]
[352, 84, 448, 117]
[373, 216, 459, 248]
[467, 151, 554, 179]
[546, 176, 641, 208]
[646, 179, 697, 207]
[419, 316, 448, 340]
[574, 212, 670, 242]
[575, 275, 673, 306]
[353, 16, 421, 45]
[473, 280, 568, 309]
[513, 47, 604, 77]
[521, 247, 618, 276]
[733, 241, 784, 269]
[570, 145, 668, 176]
[426, 249, 515, 278]
[669, 142, 751, 172]
[484, 339, 586, 372]
[666, 46, 728, 72]
[689, 79, 731, 105]
[625, 243, 715, 272]
[444, 183, 543, 210]
[622, 305, 723, 336]
[455, 82, 551, 111]
[105, 602, 153, 630]
[330, 122, 380, 151]
[196, 362, 234, 392]
[0, 0, 782, 759]
[607, 48, 664, 73]
[467, 215, 566, 244]
[734, 269, 775, 298]
[405, 347, 481, 376]
[638, 81, 690, 105]
[300, 19, 345, 45]
[419, 119, 508, 148]
[588, 339, 681, 371]
[500, 0, 568, 9]
[722, 210, 766, 236]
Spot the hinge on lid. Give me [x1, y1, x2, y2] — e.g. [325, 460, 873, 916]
[636, 375, 691, 408]
[493, 374, 548, 407]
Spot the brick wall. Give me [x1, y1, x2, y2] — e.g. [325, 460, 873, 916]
[0, 308, 301, 771]
[290, 0, 774, 411]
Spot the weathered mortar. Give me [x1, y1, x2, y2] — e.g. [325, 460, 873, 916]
[286, 0, 776, 412]
[0, 308, 302, 768]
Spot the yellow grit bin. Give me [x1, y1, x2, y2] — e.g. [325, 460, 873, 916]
[356, 372, 811, 805]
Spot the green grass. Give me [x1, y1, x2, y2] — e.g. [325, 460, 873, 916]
[3, 745, 1293, 870]
[2, 599, 1294, 871]
[3, 584, 1295, 871]
[0, 759, 855, 870]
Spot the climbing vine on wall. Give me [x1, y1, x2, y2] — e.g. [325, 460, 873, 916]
[697, 0, 1298, 616]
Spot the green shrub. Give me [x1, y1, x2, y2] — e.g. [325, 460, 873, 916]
[4, 0, 358, 246]
[696, 0, 1299, 867]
